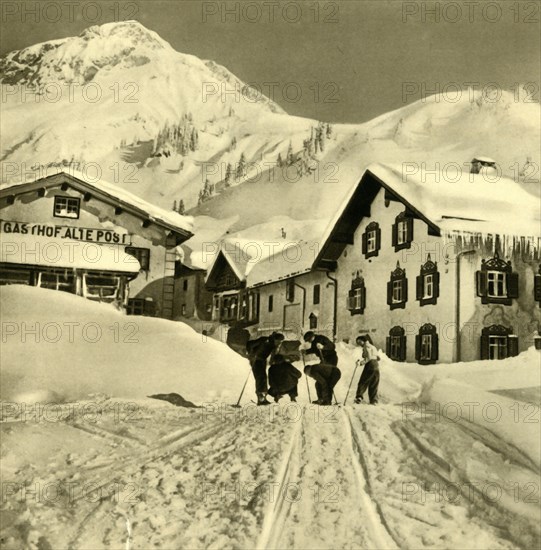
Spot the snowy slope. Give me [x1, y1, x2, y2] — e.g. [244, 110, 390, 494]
[1, 21, 539, 242]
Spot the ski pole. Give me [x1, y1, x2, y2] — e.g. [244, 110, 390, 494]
[344, 361, 360, 405]
[301, 351, 311, 402]
[233, 369, 251, 408]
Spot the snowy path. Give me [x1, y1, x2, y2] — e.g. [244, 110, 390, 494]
[258, 406, 398, 550]
[1, 399, 539, 549]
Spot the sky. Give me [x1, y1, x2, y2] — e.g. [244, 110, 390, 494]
[1, 0, 540, 123]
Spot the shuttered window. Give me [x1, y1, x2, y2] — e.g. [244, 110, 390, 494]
[387, 263, 408, 310]
[415, 324, 439, 364]
[480, 325, 519, 360]
[361, 222, 381, 258]
[392, 212, 413, 252]
[347, 274, 366, 315]
[416, 256, 440, 306]
[386, 326, 406, 362]
[476, 253, 518, 305]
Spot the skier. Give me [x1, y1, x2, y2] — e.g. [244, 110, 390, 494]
[302, 331, 340, 404]
[246, 332, 285, 405]
[304, 363, 341, 405]
[354, 334, 380, 405]
[267, 354, 302, 402]
[302, 331, 338, 367]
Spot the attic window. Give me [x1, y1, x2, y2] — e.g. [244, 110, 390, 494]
[476, 253, 518, 305]
[362, 222, 381, 258]
[416, 255, 440, 306]
[387, 263, 408, 310]
[53, 196, 80, 219]
[392, 211, 413, 251]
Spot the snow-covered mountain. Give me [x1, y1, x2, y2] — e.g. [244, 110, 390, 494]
[1, 20, 539, 244]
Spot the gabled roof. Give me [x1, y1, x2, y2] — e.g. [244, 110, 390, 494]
[0, 170, 193, 239]
[246, 240, 321, 287]
[204, 241, 251, 290]
[315, 163, 541, 266]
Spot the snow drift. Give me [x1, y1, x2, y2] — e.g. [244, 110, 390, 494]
[0, 285, 251, 405]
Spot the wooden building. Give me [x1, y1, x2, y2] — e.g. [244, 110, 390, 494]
[0, 170, 193, 318]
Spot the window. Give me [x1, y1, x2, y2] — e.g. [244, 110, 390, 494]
[268, 295, 274, 313]
[480, 325, 518, 360]
[221, 296, 238, 321]
[181, 304, 187, 316]
[183, 279, 188, 291]
[535, 266, 541, 306]
[54, 196, 80, 219]
[347, 274, 366, 315]
[392, 212, 413, 251]
[362, 222, 381, 258]
[286, 279, 295, 302]
[476, 253, 518, 305]
[83, 272, 121, 302]
[416, 256, 440, 306]
[127, 299, 145, 315]
[415, 324, 439, 364]
[309, 313, 318, 329]
[127, 298, 156, 316]
[38, 270, 75, 293]
[313, 284, 321, 305]
[0, 268, 32, 286]
[387, 263, 408, 310]
[386, 326, 406, 362]
[125, 247, 150, 271]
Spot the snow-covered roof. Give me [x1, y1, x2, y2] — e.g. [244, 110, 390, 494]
[246, 240, 319, 287]
[1, 170, 193, 237]
[367, 163, 541, 238]
[1, 233, 141, 273]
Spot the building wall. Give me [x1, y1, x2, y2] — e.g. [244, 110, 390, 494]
[173, 270, 213, 321]
[255, 270, 334, 340]
[335, 188, 540, 362]
[0, 185, 176, 317]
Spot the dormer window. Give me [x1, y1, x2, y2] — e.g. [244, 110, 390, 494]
[362, 222, 381, 258]
[416, 256, 440, 306]
[392, 211, 413, 251]
[387, 263, 408, 310]
[347, 273, 366, 315]
[476, 253, 518, 305]
[54, 196, 80, 219]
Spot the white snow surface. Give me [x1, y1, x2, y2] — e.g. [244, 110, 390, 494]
[1, 286, 540, 550]
[0, 286, 250, 405]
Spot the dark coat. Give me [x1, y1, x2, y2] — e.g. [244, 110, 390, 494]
[268, 361, 302, 393]
[307, 335, 338, 365]
[247, 337, 276, 363]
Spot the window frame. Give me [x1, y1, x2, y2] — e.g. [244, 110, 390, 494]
[476, 253, 518, 306]
[387, 264, 408, 310]
[313, 284, 321, 305]
[347, 274, 366, 315]
[392, 212, 413, 252]
[362, 221, 381, 259]
[416, 257, 440, 306]
[415, 323, 439, 364]
[386, 326, 406, 362]
[480, 324, 519, 360]
[53, 195, 81, 219]
[125, 246, 151, 271]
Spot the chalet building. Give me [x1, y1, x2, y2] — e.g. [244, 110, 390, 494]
[314, 163, 541, 363]
[205, 242, 260, 325]
[173, 259, 214, 321]
[246, 241, 335, 339]
[0, 171, 193, 318]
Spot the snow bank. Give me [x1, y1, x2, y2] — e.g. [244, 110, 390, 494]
[0, 286, 251, 405]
